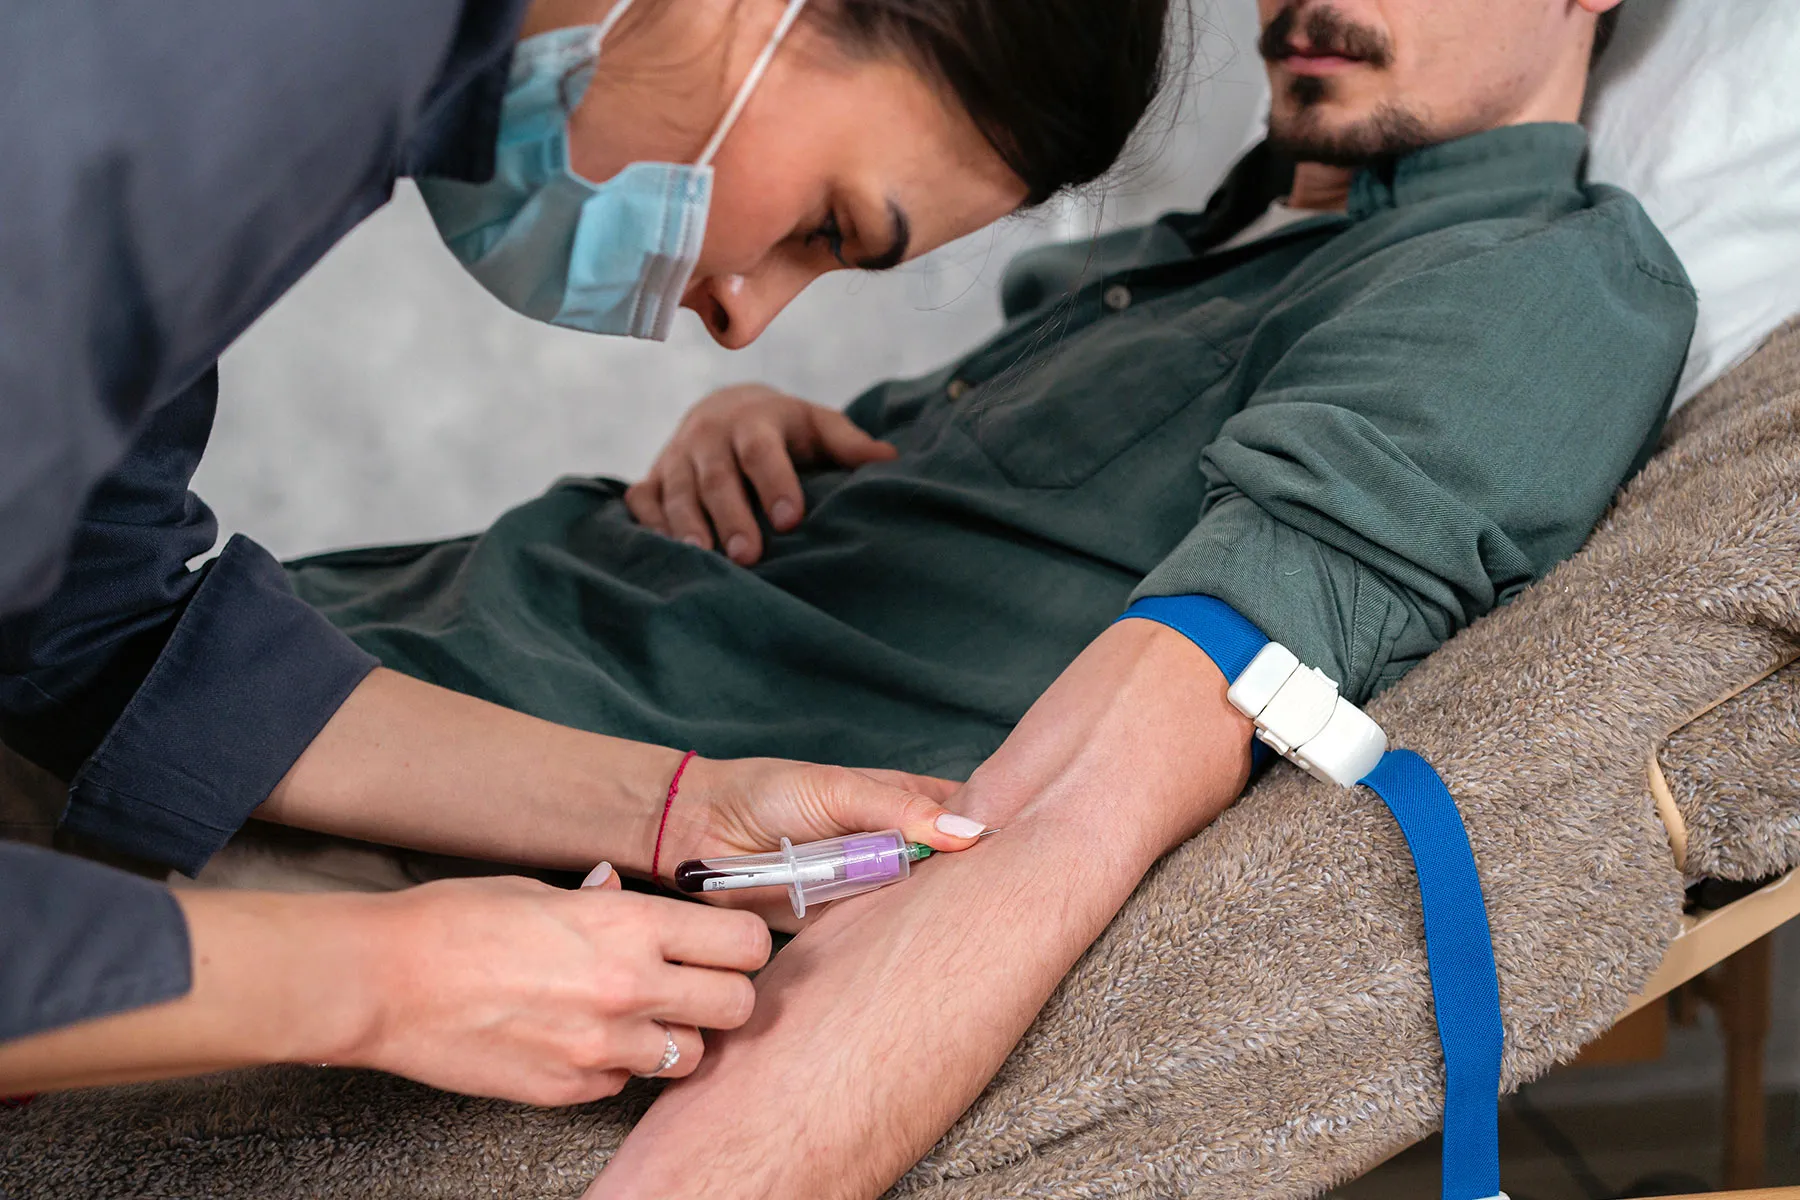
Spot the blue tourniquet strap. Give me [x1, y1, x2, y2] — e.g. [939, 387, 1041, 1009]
[1122, 595, 1270, 682]
[1119, 597, 1505, 1200]
[1361, 751, 1505, 1200]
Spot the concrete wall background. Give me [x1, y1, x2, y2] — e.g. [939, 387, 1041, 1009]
[188, 0, 1797, 1112]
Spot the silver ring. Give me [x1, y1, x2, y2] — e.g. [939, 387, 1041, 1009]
[637, 1025, 681, 1078]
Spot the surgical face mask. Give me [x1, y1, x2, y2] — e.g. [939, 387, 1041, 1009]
[418, 0, 809, 340]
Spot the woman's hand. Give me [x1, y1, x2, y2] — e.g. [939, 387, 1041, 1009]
[343, 872, 767, 1103]
[0, 872, 770, 1107]
[662, 757, 986, 929]
[625, 384, 897, 565]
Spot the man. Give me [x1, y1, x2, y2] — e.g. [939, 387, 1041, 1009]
[275, 0, 1683, 1194]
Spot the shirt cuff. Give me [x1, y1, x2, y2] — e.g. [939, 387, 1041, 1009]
[0, 843, 191, 1042]
[58, 535, 378, 876]
[1131, 495, 1417, 705]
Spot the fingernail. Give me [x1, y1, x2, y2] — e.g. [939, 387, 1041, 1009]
[681, 535, 706, 549]
[726, 534, 750, 561]
[582, 862, 614, 888]
[771, 500, 797, 527]
[935, 814, 986, 839]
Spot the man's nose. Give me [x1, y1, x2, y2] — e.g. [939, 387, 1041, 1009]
[692, 266, 815, 350]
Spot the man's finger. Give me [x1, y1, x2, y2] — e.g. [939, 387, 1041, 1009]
[814, 409, 899, 467]
[654, 902, 772, 974]
[624, 478, 669, 534]
[692, 445, 764, 565]
[660, 460, 716, 550]
[733, 424, 806, 532]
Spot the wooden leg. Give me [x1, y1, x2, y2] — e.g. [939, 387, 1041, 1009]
[1717, 933, 1774, 1190]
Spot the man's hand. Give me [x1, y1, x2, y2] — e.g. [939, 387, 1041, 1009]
[0, 874, 772, 1105]
[626, 384, 898, 565]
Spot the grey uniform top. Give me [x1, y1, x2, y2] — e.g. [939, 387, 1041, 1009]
[289, 125, 1697, 782]
[0, 0, 528, 1041]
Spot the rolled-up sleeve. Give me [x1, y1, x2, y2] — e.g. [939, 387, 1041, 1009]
[1132, 213, 1697, 702]
[0, 844, 191, 1043]
[0, 374, 378, 875]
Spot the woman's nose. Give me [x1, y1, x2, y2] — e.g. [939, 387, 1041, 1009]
[692, 267, 815, 349]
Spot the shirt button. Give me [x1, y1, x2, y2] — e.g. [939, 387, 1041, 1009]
[1102, 284, 1133, 312]
[946, 379, 971, 400]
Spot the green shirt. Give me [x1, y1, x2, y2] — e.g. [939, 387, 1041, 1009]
[291, 123, 1696, 780]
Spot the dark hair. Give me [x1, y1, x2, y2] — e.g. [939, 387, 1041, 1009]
[822, 0, 1174, 206]
[1592, 6, 1622, 62]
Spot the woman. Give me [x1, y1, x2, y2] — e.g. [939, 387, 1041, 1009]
[0, 0, 1168, 1102]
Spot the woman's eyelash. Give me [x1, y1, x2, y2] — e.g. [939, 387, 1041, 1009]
[807, 213, 848, 265]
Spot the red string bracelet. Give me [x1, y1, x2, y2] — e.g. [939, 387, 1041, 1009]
[650, 750, 698, 885]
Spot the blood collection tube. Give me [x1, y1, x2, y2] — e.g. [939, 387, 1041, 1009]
[673, 830, 931, 919]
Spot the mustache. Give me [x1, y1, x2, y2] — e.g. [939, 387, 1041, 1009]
[1258, 5, 1394, 69]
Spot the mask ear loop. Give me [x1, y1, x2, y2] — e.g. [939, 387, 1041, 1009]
[695, 0, 811, 167]
[592, 0, 644, 46]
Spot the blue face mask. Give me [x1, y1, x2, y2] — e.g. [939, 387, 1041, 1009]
[417, 0, 809, 340]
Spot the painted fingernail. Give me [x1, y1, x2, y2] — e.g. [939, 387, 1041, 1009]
[581, 862, 614, 888]
[935, 814, 986, 839]
[771, 500, 797, 527]
[726, 534, 750, 561]
[681, 535, 706, 549]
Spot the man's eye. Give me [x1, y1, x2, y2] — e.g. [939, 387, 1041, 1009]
[807, 213, 848, 265]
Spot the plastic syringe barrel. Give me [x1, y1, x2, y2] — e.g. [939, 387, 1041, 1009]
[673, 830, 913, 919]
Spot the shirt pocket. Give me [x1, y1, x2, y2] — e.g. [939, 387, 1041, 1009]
[957, 313, 1234, 488]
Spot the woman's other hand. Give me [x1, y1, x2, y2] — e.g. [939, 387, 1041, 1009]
[0, 874, 768, 1107]
[345, 873, 767, 1104]
[666, 757, 985, 930]
[625, 384, 897, 565]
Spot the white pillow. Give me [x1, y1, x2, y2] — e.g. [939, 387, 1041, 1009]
[1584, 0, 1800, 409]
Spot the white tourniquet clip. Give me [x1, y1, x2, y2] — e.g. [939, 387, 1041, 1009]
[1226, 643, 1389, 788]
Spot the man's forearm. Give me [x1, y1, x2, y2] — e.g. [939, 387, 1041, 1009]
[591, 621, 1252, 1198]
[258, 667, 684, 876]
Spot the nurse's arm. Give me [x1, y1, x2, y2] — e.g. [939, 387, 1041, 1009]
[257, 667, 689, 877]
[589, 619, 1252, 1199]
[0, 864, 768, 1100]
[256, 667, 970, 888]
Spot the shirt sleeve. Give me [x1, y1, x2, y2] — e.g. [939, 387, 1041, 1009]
[0, 844, 192, 1043]
[0, 0, 521, 627]
[1132, 211, 1697, 703]
[0, 373, 378, 876]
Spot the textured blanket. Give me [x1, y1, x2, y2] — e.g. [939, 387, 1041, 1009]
[5, 322, 1800, 1200]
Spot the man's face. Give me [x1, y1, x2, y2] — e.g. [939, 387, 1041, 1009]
[1256, 0, 1589, 166]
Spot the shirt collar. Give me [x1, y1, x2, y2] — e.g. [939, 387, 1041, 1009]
[1348, 122, 1590, 220]
[400, 0, 532, 182]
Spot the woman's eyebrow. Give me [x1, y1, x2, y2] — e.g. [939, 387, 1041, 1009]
[853, 202, 911, 271]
